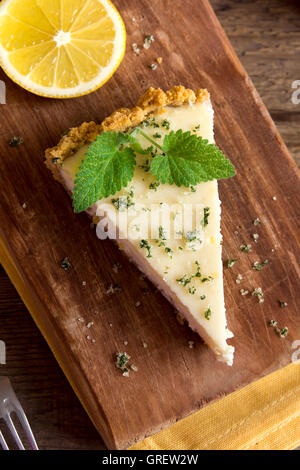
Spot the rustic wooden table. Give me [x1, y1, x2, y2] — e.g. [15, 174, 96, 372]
[0, 0, 299, 450]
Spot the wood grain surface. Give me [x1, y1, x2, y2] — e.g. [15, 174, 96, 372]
[0, 0, 299, 450]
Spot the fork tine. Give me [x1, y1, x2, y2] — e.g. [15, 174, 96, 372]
[4, 414, 25, 450]
[15, 408, 38, 450]
[0, 430, 9, 450]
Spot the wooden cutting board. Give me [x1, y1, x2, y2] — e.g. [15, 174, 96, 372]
[0, 0, 300, 450]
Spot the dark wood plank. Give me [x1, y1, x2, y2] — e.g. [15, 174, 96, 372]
[0, 0, 300, 450]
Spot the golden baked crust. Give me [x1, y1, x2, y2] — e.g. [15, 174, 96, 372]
[45, 85, 209, 184]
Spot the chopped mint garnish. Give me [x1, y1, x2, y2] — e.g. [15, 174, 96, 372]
[177, 261, 213, 291]
[115, 352, 133, 376]
[252, 287, 264, 303]
[279, 327, 288, 338]
[140, 239, 152, 258]
[201, 207, 210, 228]
[144, 35, 155, 49]
[9, 136, 24, 147]
[165, 247, 173, 258]
[157, 225, 167, 246]
[279, 301, 288, 308]
[201, 276, 214, 283]
[240, 244, 252, 253]
[139, 158, 151, 172]
[186, 230, 200, 242]
[149, 181, 160, 191]
[61, 257, 71, 271]
[269, 320, 288, 338]
[253, 260, 269, 271]
[204, 307, 211, 320]
[194, 261, 201, 277]
[227, 258, 237, 269]
[161, 119, 170, 130]
[143, 117, 159, 128]
[111, 195, 134, 211]
[159, 227, 166, 240]
[176, 274, 191, 286]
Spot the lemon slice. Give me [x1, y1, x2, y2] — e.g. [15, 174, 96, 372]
[0, 0, 126, 98]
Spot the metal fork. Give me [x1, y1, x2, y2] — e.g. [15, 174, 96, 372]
[0, 377, 38, 450]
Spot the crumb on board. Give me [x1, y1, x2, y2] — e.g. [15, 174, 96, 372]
[106, 283, 122, 294]
[252, 287, 264, 303]
[132, 43, 140, 55]
[240, 289, 249, 296]
[143, 34, 155, 49]
[269, 320, 288, 338]
[115, 352, 138, 377]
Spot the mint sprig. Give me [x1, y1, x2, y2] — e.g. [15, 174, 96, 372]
[72, 128, 235, 212]
[73, 132, 135, 213]
[150, 130, 235, 185]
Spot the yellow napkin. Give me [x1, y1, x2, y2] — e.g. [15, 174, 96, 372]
[131, 363, 300, 450]
[1, 238, 299, 450]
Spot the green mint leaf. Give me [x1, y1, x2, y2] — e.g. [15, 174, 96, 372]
[129, 140, 153, 155]
[73, 132, 136, 213]
[150, 130, 235, 186]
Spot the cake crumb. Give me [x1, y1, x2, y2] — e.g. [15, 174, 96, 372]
[143, 34, 155, 49]
[132, 43, 140, 55]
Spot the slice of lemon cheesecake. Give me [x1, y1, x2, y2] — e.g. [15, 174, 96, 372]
[45, 86, 235, 365]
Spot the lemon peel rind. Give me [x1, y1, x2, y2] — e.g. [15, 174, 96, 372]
[0, 0, 126, 99]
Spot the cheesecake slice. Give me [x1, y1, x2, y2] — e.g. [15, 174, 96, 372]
[45, 86, 235, 365]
